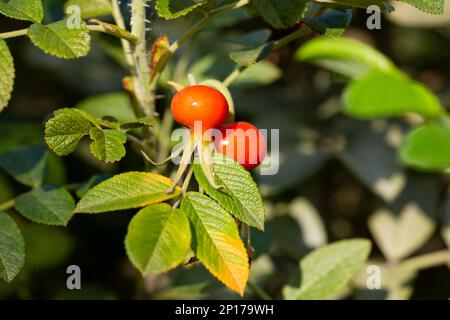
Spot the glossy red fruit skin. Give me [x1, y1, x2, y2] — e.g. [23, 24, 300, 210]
[171, 85, 229, 130]
[214, 122, 266, 170]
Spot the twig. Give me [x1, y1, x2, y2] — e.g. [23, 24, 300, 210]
[0, 199, 14, 211]
[110, 0, 133, 66]
[149, 0, 251, 89]
[399, 250, 450, 272]
[0, 28, 28, 39]
[223, 26, 312, 87]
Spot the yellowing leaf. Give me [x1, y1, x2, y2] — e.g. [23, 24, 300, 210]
[75, 172, 180, 213]
[125, 203, 191, 274]
[181, 192, 249, 296]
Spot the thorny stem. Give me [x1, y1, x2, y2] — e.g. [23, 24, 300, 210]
[0, 23, 140, 44]
[110, 0, 133, 66]
[149, 0, 251, 89]
[131, 0, 153, 116]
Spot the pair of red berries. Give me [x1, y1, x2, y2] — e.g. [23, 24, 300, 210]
[171, 85, 266, 170]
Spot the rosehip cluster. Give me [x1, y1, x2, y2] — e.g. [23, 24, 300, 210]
[171, 85, 266, 170]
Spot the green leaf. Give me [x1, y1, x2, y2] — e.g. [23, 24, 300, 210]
[155, 0, 207, 19]
[120, 117, 157, 130]
[14, 185, 75, 226]
[253, 0, 308, 29]
[296, 37, 397, 78]
[194, 154, 265, 230]
[65, 0, 112, 18]
[45, 108, 93, 156]
[181, 192, 249, 296]
[400, 0, 444, 14]
[125, 203, 191, 275]
[0, 39, 14, 113]
[0, 144, 48, 188]
[283, 239, 371, 300]
[400, 121, 450, 172]
[89, 128, 127, 163]
[232, 29, 272, 47]
[28, 19, 91, 59]
[0, 214, 25, 282]
[75, 172, 180, 213]
[343, 71, 443, 119]
[76, 92, 136, 123]
[75, 173, 111, 198]
[0, 0, 43, 23]
[229, 42, 274, 67]
[304, 9, 352, 38]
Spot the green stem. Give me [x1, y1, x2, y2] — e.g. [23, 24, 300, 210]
[273, 26, 310, 49]
[399, 250, 450, 272]
[110, 0, 133, 66]
[0, 28, 28, 39]
[87, 21, 138, 44]
[223, 66, 245, 87]
[247, 281, 272, 300]
[223, 26, 311, 87]
[0, 199, 14, 211]
[149, 0, 250, 89]
[131, 0, 152, 116]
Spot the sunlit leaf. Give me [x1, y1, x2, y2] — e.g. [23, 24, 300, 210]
[343, 71, 443, 119]
[0, 0, 43, 23]
[181, 192, 249, 296]
[75, 172, 180, 213]
[125, 203, 191, 274]
[296, 37, 397, 78]
[400, 121, 450, 172]
[89, 128, 127, 163]
[155, 0, 206, 19]
[194, 154, 265, 230]
[28, 19, 91, 59]
[45, 108, 93, 156]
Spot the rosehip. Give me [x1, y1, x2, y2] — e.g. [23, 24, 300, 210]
[214, 121, 266, 170]
[171, 85, 228, 130]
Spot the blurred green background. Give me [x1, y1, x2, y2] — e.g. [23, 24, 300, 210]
[0, 0, 449, 299]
